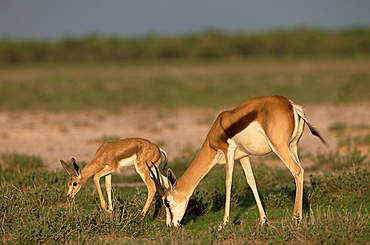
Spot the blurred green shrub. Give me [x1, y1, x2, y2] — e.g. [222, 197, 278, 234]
[1, 28, 369, 65]
[0, 153, 46, 174]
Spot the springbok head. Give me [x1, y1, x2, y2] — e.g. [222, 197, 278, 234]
[60, 158, 83, 199]
[146, 162, 188, 227]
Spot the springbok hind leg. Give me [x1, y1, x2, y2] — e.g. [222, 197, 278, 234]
[140, 172, 157, 217]
[273, 144, 304, 222]
[135, 162, 157, 217]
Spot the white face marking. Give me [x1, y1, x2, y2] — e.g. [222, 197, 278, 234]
[66, 175, 83, 198]
[164, 195, 188, 228]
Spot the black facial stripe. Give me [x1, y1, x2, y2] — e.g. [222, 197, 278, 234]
[164, 197, 170, 208]
[163, 197, 173, 224]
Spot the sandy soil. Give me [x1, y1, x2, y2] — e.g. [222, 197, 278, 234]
[1, 103, 369, 174]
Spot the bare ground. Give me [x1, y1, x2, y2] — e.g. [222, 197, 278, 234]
[1, 103, 369, 175]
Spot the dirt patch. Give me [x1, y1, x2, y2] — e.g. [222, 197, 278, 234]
[1, 103, 369, 172]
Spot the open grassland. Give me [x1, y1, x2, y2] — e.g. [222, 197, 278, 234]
[0, 56, 369, 112]
[1, 33, 370, 243]
[0, 150, 369, 244]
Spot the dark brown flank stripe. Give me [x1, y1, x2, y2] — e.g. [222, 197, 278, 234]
[115, 145, 138, 161]
[225, 110, 258, 138]
[223, 110, 258, 141]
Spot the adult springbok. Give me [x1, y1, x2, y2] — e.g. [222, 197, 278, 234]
[149, 95, 326, 227]
[60, 138, 168, 215]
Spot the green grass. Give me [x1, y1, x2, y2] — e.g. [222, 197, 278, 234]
[308, 149, 368, 171]
[0, 57, 369, 112]
[1, 152, 369, 244]
[0, 153, 45, 175]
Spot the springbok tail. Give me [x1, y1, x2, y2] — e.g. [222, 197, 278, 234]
[291, 101, 327, 145]
[302, 117, 327, 145]
[160, 148, 168, 171]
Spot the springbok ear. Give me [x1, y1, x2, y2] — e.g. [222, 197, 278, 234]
[71, 158, 81, 176]
[60, 159, 76, 176]
[167, 168, 177, 190]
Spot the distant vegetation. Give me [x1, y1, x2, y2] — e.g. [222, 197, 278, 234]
[1, 57, 369, 112]
[1, 28, 369, 65]
[0, 28, 369, 111]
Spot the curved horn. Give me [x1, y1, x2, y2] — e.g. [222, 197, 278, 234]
[146, 162, 166, 196]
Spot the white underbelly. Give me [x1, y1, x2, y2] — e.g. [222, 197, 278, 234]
[231, 121, 272, 156]
[118, 154, 136, 168]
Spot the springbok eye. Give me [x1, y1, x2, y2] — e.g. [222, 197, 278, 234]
[72, 182, 78, 187]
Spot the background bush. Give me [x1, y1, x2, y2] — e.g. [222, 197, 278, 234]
[1, 28, 369, 65]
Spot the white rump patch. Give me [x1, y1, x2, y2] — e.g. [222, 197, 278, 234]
[289, 100, 305, 117]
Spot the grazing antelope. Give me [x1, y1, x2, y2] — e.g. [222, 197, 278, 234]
[148, 95, 326, 227]
[60, 138, 168, 215]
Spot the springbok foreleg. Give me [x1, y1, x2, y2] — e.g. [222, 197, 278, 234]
[223, 141, 237, 226]
[93, 174, 109, 212]
[94, 167, 115, 213]
[240, 156, 268, 225]
[105, 174, 113, 212]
